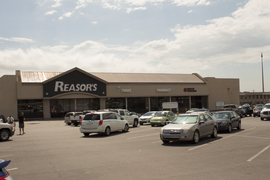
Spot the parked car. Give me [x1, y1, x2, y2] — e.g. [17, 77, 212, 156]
[196, 109, 210, 113]
[0, 122, 15, 141]
[150, 111, 175, 126]
[186, 108, 198, 114]
[79, 111, 129, 136]
[239, 106, 253, 117]
[260, 103, 270, 121]
[0, 115, 5, 123]
[253, 107, 263, 117]
[70, 112, 84, 126]
[160, 112, 218, 144]
[254, 104, 263, 109]
[105, 109, 139, 127]
[0, 159, 13, 180]
[221, 104, 244, 118]
[130, 112, 141, 117]
[139, 111, 157, 125]
[64, 112, 77, 125]
[212, 111, 241, 133]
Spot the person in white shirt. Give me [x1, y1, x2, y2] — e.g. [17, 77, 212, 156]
[6, 115, 14, 124]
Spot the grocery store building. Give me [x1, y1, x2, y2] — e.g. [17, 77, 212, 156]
[0, 67, 240, 119]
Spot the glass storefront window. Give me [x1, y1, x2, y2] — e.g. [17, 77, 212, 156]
[150, 97, 170, 111]
[50, 99, 75, 118]
[191, 96, 202, 108]
[106, 98, 126, 109]
[171, 96, 189, 113]
[18, 100, 43, 118]
[76, 98, 100, 111]
[127, 97, 149, 114]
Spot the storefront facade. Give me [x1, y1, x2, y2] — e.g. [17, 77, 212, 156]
[0, 67, 240, 119]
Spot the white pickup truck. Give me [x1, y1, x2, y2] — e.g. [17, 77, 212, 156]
[106, 109, 139, 127]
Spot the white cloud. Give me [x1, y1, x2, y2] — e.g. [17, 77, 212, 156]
[91, 21, 98, 24]
[188, 10, 193, 13]
[127, 7, 147, 13]
[172, 0, 211, 6]
[52, 0, 62, 7]
[45, 10, 57, 15]
[0, 37, 35, 44]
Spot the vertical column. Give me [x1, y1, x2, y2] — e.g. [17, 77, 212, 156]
[189, 96, 191, 109]
[100, 98, 106, 109]
[75, 98, 77, 111]
[43, 99, 51, 119]
[126, 97, 128, 110]
[148, 97, 151, 111]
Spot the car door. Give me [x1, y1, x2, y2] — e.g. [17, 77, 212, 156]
[123, 110, 133, 125]
[230, 112, 237, 128]
[103, 113, 117, 131]
[204, 114, 215, 135]
[116, 114, 126, 130]
[198, 115, 208, 137]
[232, 111, 240, 128]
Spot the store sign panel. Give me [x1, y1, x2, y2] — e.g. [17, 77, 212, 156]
[43, 70, 106, 97]
[184, 88, 197, 92]
[157, 88, 171, 92]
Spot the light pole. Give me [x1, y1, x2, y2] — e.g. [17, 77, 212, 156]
[261, 53, 265, 92]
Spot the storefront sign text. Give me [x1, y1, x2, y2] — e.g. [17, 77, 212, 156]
[54, 81, 97, 92]
[184, 88, 197, 92]
[121, 89, 131, 93]
[157, 88, 171, 92]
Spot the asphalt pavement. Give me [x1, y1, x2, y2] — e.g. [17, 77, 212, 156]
[1, 116, 270, 180]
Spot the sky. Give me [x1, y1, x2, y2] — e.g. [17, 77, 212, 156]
[0, 0, 269, 92]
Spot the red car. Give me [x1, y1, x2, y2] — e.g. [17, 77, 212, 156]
[253, 107, 263, 117]
[0, 159, 13, 180]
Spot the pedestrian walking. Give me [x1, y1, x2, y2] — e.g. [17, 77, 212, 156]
[18, 112, 25, 135]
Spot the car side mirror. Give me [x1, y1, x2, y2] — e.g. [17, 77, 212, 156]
[199, 120, 205, 124]
[121, 117, 124, 120]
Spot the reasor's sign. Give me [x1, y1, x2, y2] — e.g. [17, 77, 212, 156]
[43, 70, 106, 97]
[54, 81, 98, 92]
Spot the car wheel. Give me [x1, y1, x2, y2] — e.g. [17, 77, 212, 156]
[104, 127, 111, 136]
[74, 123, 78, 126]
[228, 124, 232, 133]
[67, 123, 71, 125]
[83, 133, 90, 136]
[192, 130, 200, 144]
[237, 122, 241, 130]
[151, 124, 154, 127]
[245, 114, 247, 117]
[211, 127, 218, 138]
[133, 120, 138, 127]
[0, 129, 10, 141]
[123, 124, 129, 132]
[261, 117, 264, 121]
[140, 122, 143, 125]
[162, 140, 170, 143]
[253, 114, 256, 117]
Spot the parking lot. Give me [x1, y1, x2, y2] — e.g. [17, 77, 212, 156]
[1, 116, 270, 180]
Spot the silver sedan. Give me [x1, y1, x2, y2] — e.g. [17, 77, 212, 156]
[160, 112, 218, 144]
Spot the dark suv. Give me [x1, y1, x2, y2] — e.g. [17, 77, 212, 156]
[239, 105, 253, 117]
[220, 104, 244, 118]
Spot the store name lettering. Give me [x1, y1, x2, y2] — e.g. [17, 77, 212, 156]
[54, 81, 97, 92]
[157, 88, 171, 92]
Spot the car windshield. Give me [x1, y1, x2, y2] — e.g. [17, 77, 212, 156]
[143, 112, 155, 116]
[255, 107, 262, 111]
[155, 112, 167, 117]
[224, 105, 236, 108]
[171, 115, 198, 124]
[240, 106, 247, 109]
[84, 114, 100, 120]
[264, 105, 270, 109]
[65, 113, 73, 117]
[188, 108, 197, 111]
[212, 113, 230, 119]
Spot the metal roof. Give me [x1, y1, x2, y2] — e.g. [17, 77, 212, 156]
[20, 70, 205, 84]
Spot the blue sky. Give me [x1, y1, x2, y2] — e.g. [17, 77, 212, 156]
[0, 0, 269, 92]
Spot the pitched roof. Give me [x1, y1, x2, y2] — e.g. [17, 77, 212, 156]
[19, 68, 205, 84]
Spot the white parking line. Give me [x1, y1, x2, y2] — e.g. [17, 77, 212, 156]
[127, 133, 159, 140]
[188, 127, 256, 151]
[247, 145, 270, 162]
[6, 168, 18, 171]
[0, 155, 13, 158]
